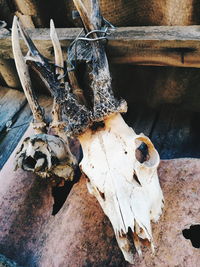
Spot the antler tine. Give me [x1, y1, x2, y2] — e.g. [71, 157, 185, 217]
[17, 18, 46, 65]
[50, 19, 90, 137]
[50, 19, 64, 81]
[16, 17, 61, 98]
[72, 0, 127, 122]
[12, 16, 47, 134]
[73, 0, 101, 33]
[49, 19, 66, 137]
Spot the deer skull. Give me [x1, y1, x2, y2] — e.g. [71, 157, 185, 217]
[12, 0, 164, 263]
[79, 113, 164, 263]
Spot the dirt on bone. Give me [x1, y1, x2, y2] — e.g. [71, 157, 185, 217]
[15, 133, 77, 180]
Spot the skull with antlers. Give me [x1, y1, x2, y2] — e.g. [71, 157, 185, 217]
[12, 0, 164, 263]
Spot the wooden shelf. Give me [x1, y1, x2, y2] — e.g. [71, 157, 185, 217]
[1, 26, 200, 67]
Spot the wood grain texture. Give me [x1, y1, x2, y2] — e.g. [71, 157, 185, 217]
[150, 105, 200, 159]
[0, 95, 53, 169]
[0, 59, 21, 88]
[0, 103, 32, 169]
[125, 106, 157, 136]
[0, 86, 10, 98]
[0, 89, 26, 134]
[1, 26, 200, 67]
[124, 104, 200, 160]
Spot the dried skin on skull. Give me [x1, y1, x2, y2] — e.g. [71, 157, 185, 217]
[15, 134, 77, 179]
[12, 16, 78, 181]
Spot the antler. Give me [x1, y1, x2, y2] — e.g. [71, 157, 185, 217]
[12, 1, 164, 262]
[72, 0, 127, 122]
[12, 17, 77, 180]
[12, 16, 47, 134]
[49, 19, 65, 135]
[71, 0, 164, 263]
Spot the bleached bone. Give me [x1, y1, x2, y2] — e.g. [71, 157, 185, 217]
[49, 19, 66, 137]
[12, 17, 77, 180]
[79, 113, 164, 263]
[12, 16, 46, 134]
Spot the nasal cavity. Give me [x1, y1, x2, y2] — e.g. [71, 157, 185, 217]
[24, 156, 36, 169]
[182, 225, 200, 248]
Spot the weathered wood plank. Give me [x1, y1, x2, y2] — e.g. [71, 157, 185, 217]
[0, 96, 53, 169]
[150, 105, 177, 157]
[149, 105, 200, 159]
[124, 104, 200, 160]
[0, 103, 32, 169]
[0, 59, 21, 88]
[0, 86, 10, 98]
[125, 105, 157, 136]
[160, 108, 192, 158]
[2, 26, 200, 67]
[0, 89, 26, 134]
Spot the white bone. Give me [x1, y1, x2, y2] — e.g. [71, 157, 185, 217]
[50, 19, 64, 78]
[79, 113, 164, 263]
[50, 19, 65, 136]
[12, 16, 46, 134]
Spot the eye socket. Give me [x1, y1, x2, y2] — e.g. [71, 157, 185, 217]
[23, 156, 36, 169]
[135, 142, 149, 163]
[135, 136, 159, 168]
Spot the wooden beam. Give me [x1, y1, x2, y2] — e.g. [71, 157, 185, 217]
[0, 89, 27, 134]
[0, 86, 10, 98]
[2, 26, 200, 67]
[0, 59, 21, 88]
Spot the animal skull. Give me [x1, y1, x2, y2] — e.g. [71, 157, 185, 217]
[79, 113, 164, 263]
[12, 0, 164, 263]
[15, 134, 76, 179]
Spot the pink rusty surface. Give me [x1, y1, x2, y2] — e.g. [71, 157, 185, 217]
[36, 176, 126, 267]
[0, 127, 53, 266]
[0, 130, 200, 267]
[39, 158, 200, 267]
[128, 158, 200, 267]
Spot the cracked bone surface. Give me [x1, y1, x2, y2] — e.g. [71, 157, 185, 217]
[72, 0, 164, 263]
[79, 114, 164, 263]
[11, 0, 164, 263]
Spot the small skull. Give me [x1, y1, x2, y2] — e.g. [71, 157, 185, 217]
[15, 134, 77, 180]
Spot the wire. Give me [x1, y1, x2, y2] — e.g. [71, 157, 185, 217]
[6, 121, 30, 132]
[67, 17, 116, 71]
